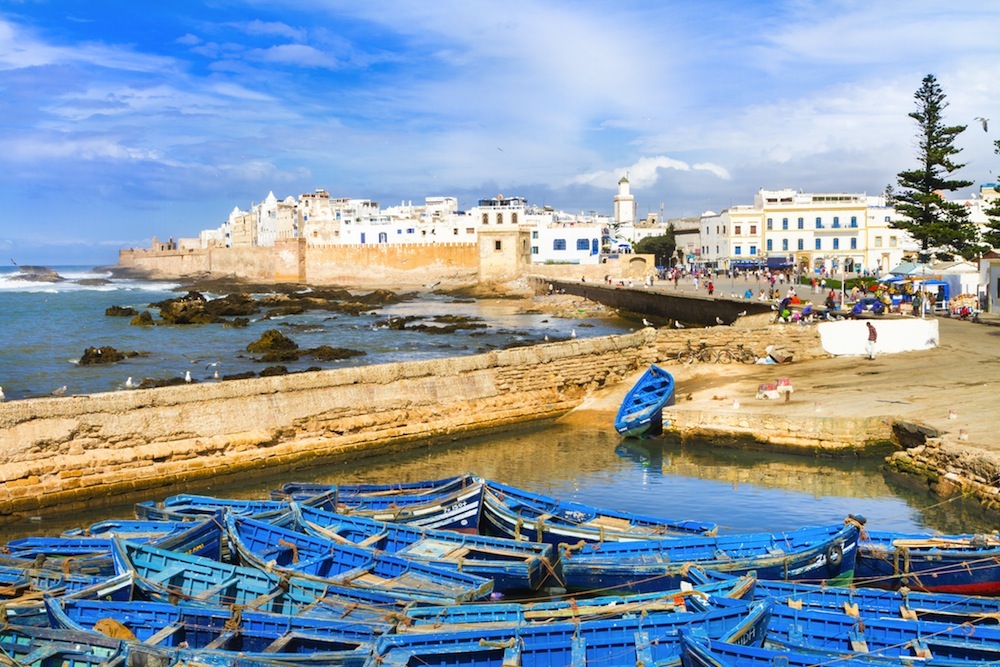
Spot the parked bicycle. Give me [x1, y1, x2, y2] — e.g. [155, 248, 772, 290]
[716, 343, 758, 365]
[677, 339, 717, 364]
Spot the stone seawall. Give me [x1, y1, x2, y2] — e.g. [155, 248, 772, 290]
[0, 331, 657, 521]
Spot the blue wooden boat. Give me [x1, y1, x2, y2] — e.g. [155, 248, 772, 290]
[270, 473, 477, 501]
[855, 529, 1000, 594]
[0, 624, 129, 667]
[557, 521, 860, 592]
[0, 514, 223, 576]
[752, 576, 1000, 626]
[290, 502, 554, 593]
[225, 512, 494, 604]
[46, 597, 381, 664]
[398, 574, 758, 631]
[0, 569, 133, 627]
[61, 518, 201, 539]
[679, 630, 895, 667]
[614, 364, 675, 437]
[767, 602, 1000, 663]
[373, 599, 770, 667]
[135, 488, 338, 522]
[110, 537, 414, 623]
[480, 480, 716, 545]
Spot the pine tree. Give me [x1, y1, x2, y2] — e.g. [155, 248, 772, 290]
[889, 74, 979, 260]
[982, 140, 1000, 249]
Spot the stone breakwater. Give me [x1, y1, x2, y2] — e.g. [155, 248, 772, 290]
[0, 331, 658, 521]
[3, 317, 999, 522]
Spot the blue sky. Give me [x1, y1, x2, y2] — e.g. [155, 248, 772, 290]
[1, 1, 998, 264]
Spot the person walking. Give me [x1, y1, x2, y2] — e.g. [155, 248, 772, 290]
[865, 321, 878, 360]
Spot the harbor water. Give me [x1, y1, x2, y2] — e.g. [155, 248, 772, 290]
[0, 266, 994, 540]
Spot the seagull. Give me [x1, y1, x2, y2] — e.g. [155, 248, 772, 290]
[125, 377, 134, 389]
[642, 317, 653, 327]
[736, 310, 747, 318]
[975, 117, 989, 132]
[184, 371, 192, 383]
[52, 385, 67, 396]
[571, 329, 577, 338]
[673, 321, 685, 329]
[543, 334, 549, 341]
[425, 281, 441, 289]
[0, 386, 5, 401]
[205, 361, 222, 370]
[213, 370, 220, 380]
[716, 316, 725, 325]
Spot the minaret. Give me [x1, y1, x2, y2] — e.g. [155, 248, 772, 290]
[613, 175, 636, 224]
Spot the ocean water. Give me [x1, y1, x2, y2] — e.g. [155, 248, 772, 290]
[1, 265, 993, 540]
[0, 265, 631, 400]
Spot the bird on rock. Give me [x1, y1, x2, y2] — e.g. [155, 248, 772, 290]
[184, 371, 192, 383]
[125, 377, 134, 389]
[737, 310, 747, 317]
[0, 386, 5, 402]
[674, 321, 685, 329]
[642, 317, 653, 327]
[52, 385, 67, 396]
[716, 316, 725, 325]
[571, 328, 577, 338]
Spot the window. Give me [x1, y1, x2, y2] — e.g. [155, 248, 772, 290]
[850, 216, 857, 228]
[816, 217, 823, 229]
[782, 218, 789, 230]
[735, 225, 742, 235]
[396, 229, 402, 234]
[481, 213, 488, 225]
[766, 239, 773, 251]
[885, 216, 891, 222]
[833, 216, 840, 228]
[734, 246, 742, 255]
[453, 228, 459, 235]
[496, 213, 503, 225]
[511, 213, 518, 225]
[553, 239, 567, 250]
[850, 237, 857, 250]
[532, 230, 538, 239]
[750, 225, 757, 235]
[767, 218, 773, 230]
[576, 239, 589, 251]
[797, 217, 804, 229]
[889, 236, 897, 247]
[797, 239, 804, 250]
[815, 238, 821, 250]
[360, 232, 366, 244]
[833, 238, 840, 250]
[466, 228, 474, 235]
[750, 246, 757, 255]
[782, 239, 789, 251]
[406, 228, 415, 234]
[495, 240, 503, 251]
[875, 236, 882, 247]
[531, 246, 538, 255]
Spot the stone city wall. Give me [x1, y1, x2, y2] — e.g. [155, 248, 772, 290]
[0, 331, 658, 520]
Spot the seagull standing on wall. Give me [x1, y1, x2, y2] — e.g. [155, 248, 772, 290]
[0, 386, 5, 401]
[716, 316, 725, 325]
[52, 385, 67, 396]
[125, 377, 134, 389]
[184, 371, 192, 383]
[642, 318, 653, 327]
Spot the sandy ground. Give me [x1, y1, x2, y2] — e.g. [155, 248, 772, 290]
[560, 316, 1000, 452]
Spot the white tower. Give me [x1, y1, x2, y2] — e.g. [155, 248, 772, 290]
[613, 176, 636, 225]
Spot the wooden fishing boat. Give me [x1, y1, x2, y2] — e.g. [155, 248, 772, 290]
[110, 537, 412, 623]
[290, 502, 554, 593]
[373, 600, 771, 667]
[270, 473, 477, 501]
[46, 597, 382, 663]
[767, 602, 1000, 663]
[557, 521, 860, 592]
[0, 569, 133, 627]
[752, 576, 1000, 626]
[480, 481, 716, 546]
[398, 573, 758, 632]
[225, 512, 494, 604]
[135, 488, 338, 522]
[614, 364, 675, 437]
[0, 624, 130, 667]
[61, 518, 203, 539]
[0, 515, 223, 576]
[855, 529, 1000, 594]
[679, 630, 894, 667]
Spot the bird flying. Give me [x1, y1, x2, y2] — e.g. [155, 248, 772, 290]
[975, 117, 989, 132]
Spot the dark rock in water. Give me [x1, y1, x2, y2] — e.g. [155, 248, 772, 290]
[247, 329, 298, 353]
[106, 305, 138, 317]
[222, 371, 256, 381]
[13, 266, 63, 282]
[150, 291, 206, 309]
[262, 305, 306, 318]
[130, 311, 155, 326]
[309, 346, 366, 361]
[79, 346, 142, 365]
[256, 349, 300, 363]
[260, 365, 289, 377]
[226, 317, 250, 328]
[203, 293, 259, 317]
[137, 377, 188, 389]
[354, 289, 404, 305]
[75, 278, 112, 286]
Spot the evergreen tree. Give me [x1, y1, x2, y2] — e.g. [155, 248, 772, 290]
[982, 140, 1000, 249]
[889, 74, 979, 260]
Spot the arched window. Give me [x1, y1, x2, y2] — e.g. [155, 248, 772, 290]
[482, 213, 488, 225]
[512, 213, 518, 225]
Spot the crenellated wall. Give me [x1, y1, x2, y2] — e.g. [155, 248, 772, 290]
[0, 331, 658, 520]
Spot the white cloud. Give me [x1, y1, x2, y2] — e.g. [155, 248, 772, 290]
[247, 43, 337, 69]
[569, 156, 731, 190]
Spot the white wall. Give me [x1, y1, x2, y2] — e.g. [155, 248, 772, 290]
[817, 319, 939, 356]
